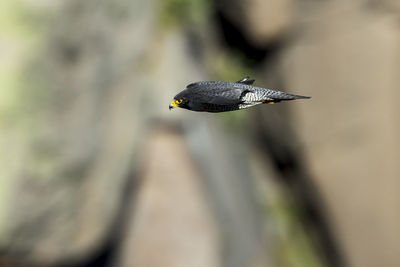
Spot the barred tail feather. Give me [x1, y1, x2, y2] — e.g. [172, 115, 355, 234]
[285, 94, 311, 100]
[272, 91, 311, 101]
[261, 92, 311, 104]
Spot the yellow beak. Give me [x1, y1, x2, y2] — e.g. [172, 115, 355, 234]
[170, 100, 179, 108]
[169, 99, 183, 110]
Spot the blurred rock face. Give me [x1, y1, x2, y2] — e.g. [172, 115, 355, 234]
[281, 2, 400, 267]
[0, 0, 156, 265]
[0, 0, 399, 267]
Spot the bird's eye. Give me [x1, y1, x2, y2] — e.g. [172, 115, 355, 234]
[175, 99, 183, 104]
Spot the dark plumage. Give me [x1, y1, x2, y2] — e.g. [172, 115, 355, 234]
[169, 77, 310, 113]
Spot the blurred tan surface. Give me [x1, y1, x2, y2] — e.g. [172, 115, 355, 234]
[282, 2, 400, 266]
[218, 0, 294, 46]
[119, 129, 221, 267]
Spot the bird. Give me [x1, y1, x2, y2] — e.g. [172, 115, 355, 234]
[169, 77, 310, 113]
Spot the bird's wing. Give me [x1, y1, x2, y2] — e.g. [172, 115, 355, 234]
[190, 87, 252, 105]
[183, 81, 255, 105]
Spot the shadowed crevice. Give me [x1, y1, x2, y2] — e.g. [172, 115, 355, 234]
[213, 8, 283, 67]
[252, 112, 346, 267]
[60, 170, 139, 267]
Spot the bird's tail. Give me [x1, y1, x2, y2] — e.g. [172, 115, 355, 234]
[262, 91, 311, 104]
[284, 93, 311, 100]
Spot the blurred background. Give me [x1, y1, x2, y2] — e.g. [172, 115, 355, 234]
[0, 0, 399, 266]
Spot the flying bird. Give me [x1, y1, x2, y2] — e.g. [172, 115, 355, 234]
[169, 77, 310, 113]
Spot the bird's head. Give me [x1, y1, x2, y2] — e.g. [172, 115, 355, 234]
[169, 98, 186, 110]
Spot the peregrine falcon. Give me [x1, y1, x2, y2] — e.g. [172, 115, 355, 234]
[169, 77, 310, 113]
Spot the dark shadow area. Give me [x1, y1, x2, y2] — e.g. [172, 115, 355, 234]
[251, 111, 346, 267]
[62, 171, 139, 267]
[213, 9, 283, 67]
